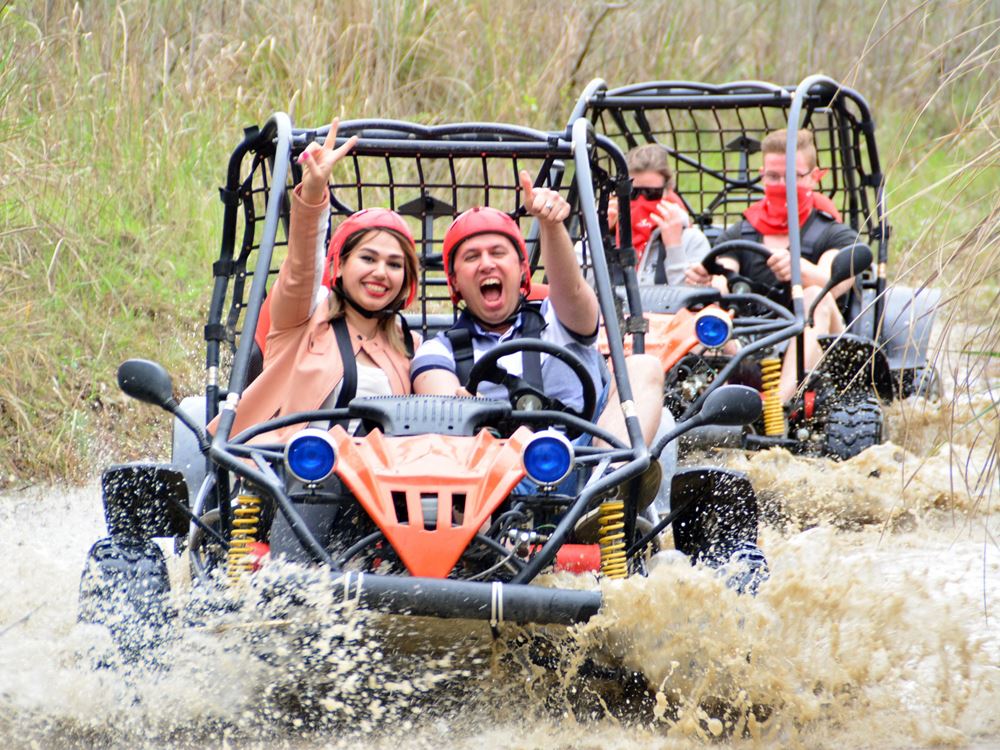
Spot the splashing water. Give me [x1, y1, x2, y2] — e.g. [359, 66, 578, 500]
[1, 395, 997, 749]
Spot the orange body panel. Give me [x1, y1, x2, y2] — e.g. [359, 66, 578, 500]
[329, 425, 533, 578]
[598, 305, 732, 373]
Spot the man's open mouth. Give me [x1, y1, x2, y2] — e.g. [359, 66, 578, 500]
[480, 277, 503, 303]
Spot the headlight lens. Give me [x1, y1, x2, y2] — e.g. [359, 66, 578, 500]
[694, 311, 732, 348]
[522, 430, 574, 486]
[285, 429, 337, 483]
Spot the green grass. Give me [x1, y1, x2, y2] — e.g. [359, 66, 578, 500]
[1, 0, 998, 487]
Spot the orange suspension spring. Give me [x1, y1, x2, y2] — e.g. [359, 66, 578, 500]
[598, 499, 627, 579]
[760, 357, 785, 437]
[228, 492, 262, 584]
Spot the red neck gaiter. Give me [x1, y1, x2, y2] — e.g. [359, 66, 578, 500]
[744, 183, 815, 235]
[628, 190, 686, 261]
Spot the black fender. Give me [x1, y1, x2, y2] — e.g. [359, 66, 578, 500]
[102, 462, 190, 540]
[815, 333, 894, 401]
[877, 284, 941, 370]
[669, 466, 759, 565]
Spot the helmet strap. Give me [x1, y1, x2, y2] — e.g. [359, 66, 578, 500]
[332, 280, 400, 320]
[463, 295, 531, 331]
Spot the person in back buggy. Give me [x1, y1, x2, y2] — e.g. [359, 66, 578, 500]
[608, 143, 712, 286]
[685, 128, 861, 403]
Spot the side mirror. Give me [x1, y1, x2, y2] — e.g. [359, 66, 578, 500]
[828, 244, 873, 287]
[698, 384, 762, 427]
[117, 359, 177, 410]
[649, 384, 761, 458]
[807, 244, 873, 326]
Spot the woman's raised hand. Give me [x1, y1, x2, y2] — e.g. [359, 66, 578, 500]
[298, 117, 359, 203]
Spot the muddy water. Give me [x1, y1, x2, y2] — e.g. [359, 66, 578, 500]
[1, 394, 997, 749]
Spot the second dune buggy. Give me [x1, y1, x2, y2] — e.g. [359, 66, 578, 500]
[568, 75, 941, 460]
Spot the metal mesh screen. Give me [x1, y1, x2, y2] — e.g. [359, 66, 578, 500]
[582, 82, 880, 241]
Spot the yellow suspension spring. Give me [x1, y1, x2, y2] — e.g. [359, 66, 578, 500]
[760, 357, 785, 437]
[597, 499, 628, 579]
[228, 492, 262, 584]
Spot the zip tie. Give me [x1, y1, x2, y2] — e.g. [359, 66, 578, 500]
[342, 571, 353, 603]
[490, 581, 504, 627]
[354, 572, 365, 606]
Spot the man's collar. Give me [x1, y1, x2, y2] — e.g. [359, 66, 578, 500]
[455, 306, 523, 337]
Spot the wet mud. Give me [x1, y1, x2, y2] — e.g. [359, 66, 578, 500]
[1, 394, 997, 749]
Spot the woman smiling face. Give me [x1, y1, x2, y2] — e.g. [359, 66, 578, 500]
[338, 229, 408, 312]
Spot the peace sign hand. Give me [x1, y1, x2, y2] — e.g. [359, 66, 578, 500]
[298, 117, 359, 203]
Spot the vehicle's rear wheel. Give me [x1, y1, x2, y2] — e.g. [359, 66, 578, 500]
[901, 366, 942, 401]
[823, 396, 883, 460]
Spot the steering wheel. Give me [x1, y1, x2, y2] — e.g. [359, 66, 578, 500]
[700, 240, 784, 299]
[465, 338, 598, 425]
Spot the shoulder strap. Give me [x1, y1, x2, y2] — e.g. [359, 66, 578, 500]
[650, 233, 668, 284]
[447, 301, 548, 390]
[398, 313, 415, 359]
[519, 301, 546, 391]
[331, 316, 358, 408]
[445, 327, 475, 387]
[799, 212, 834, 257]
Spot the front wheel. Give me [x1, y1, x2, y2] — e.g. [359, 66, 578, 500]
[823, 397, 883, 460]
[78, 536, 173, 665]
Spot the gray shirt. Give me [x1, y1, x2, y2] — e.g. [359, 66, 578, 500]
[635, 227, 712, 286]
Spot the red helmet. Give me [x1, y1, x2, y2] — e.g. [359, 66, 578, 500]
[326, 208, 418, 308]
[441, 207, 531, 304]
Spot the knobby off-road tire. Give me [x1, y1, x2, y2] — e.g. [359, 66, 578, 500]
[78, 536, 173, 665]
[823, 397, 884, 461]
[903, 366, 943, 401]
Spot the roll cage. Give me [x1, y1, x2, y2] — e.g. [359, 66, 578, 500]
[567, 75, 914, 410]
[574, 76, 887, 319]
[200, 115, 653, 585]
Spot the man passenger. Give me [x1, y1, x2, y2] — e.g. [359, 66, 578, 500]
[685, 129, 861, 403]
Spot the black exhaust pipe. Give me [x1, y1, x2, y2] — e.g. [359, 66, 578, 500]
[325, 572, 602, 626]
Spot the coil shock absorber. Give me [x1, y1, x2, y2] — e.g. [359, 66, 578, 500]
[597, 499, 627, 579]
[760, 357, 785, 437]
[228, 491, 262, 584]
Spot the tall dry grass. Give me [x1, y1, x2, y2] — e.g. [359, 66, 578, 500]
[0, 0, 997, 488]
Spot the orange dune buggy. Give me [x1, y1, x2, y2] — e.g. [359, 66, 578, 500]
[78, 115, 766, 663]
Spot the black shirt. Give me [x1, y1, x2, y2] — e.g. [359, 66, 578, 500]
[716, 210, 860, 308]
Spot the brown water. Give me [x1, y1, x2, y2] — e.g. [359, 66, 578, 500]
[0, 393, 997, 750]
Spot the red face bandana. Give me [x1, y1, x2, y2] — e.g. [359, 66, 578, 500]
[744, 183, 815, 236]
[627, 190, 687, 261]
[629, 197, 659, 259]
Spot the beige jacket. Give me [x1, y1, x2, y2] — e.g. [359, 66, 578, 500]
[210, 185, 414, 444]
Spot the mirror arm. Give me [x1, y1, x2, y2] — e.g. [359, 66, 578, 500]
[805, 280, 836, 328]
[167, 400, 211, 453]
[650, 413, 705, 458]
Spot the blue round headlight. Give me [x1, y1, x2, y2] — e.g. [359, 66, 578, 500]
[285, 429, 337, 483]
[522, 430, 574, 486]
[695, 312, 732, 348]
